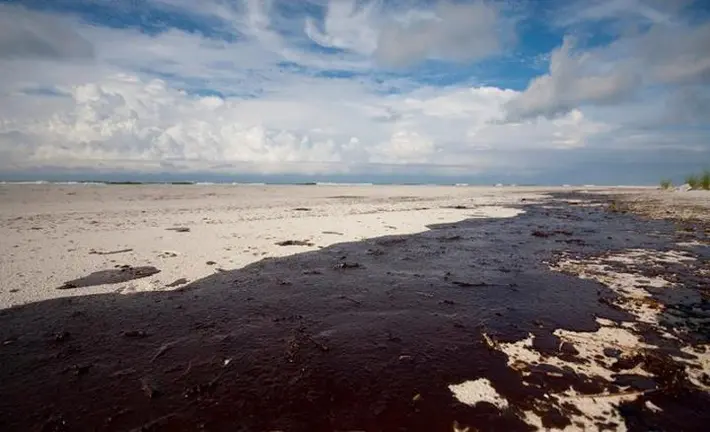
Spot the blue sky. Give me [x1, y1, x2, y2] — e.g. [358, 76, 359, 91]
[0, 0, 709, 184]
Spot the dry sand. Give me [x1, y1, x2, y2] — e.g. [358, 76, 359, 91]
[0, 184, 559, 307]
[0, 184, 708, 431]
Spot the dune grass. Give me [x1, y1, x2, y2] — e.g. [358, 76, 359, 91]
[659, 179, 673, 190]
[680, 170, 710, 190]
[686, 174, 699, 189]
[701, 170, 710, 190]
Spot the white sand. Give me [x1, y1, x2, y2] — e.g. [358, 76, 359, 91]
[0, 184, 564, 308]
[449, 378, 509, 409]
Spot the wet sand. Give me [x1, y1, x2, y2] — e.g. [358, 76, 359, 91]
[0, 185, 708, 431]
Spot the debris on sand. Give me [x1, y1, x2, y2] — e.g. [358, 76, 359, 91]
[122, 330, 148, 338]
[293, 207, 311, 211]
[140, 377, 162, 399]
[339, 295, 362, 305]
[40, 415, 67, 431]
[376, 237, 407, 246]
[73, 364, 92, 376]
[165, 278, 189, 288]
[89, 248, 133, 256]
[308, 336, 330, 352]
[275, 240, 315, 247]
[183, 376, 221, 399]
[333, 261, 362, 269]
[158, 251, 179, 258]
[532, 229, 574, 238]
[438, 235, 462, 241]
[57, 266, 160, 289]
[302, 269, 323, 275]
[130, 414, 181, 430]
[54, 331, 70, 342]
[151, 342, 175, 362]
[166, 227, 190, 233]
[451, 280, 488, 288]
[327, 195, 365, 199]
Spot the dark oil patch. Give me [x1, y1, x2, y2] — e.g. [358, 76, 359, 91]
[165, 278, 189, 288]
[275, 240, 315, 247]
[57, 266, 161, 289]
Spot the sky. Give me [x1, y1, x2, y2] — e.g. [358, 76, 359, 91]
[0, 0, 709, 184]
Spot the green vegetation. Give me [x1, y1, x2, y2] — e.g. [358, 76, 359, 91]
[681, 170, 710, 190]
[660, 179, 673, 190]
[701, 170, 710, 190]
[686, 174, 699, 189]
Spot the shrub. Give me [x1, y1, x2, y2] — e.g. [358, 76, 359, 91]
[660, 179, 673, 190]
[701, 170, 710, 190]
[686, 174, 700, 189]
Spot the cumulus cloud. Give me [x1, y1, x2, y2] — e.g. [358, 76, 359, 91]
[504, 37, 639, 120]
[0, 69, 613, 175]
[506, 2, 710, 120]
[9, 76, 344, 170]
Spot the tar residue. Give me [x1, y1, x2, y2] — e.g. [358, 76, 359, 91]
[57, 266, 161, 289]
[1, 194, 708, 431]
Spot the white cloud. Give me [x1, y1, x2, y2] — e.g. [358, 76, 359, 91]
[506, 16, 710, 120]
[304, 0, 379, 56]
[504, 37, 638, 120]
[371, 130, 436, 164]
[0, 69, 614, 175]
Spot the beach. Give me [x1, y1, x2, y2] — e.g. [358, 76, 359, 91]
[0, 184, 708, 431]
[0, 184, 556, 307]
